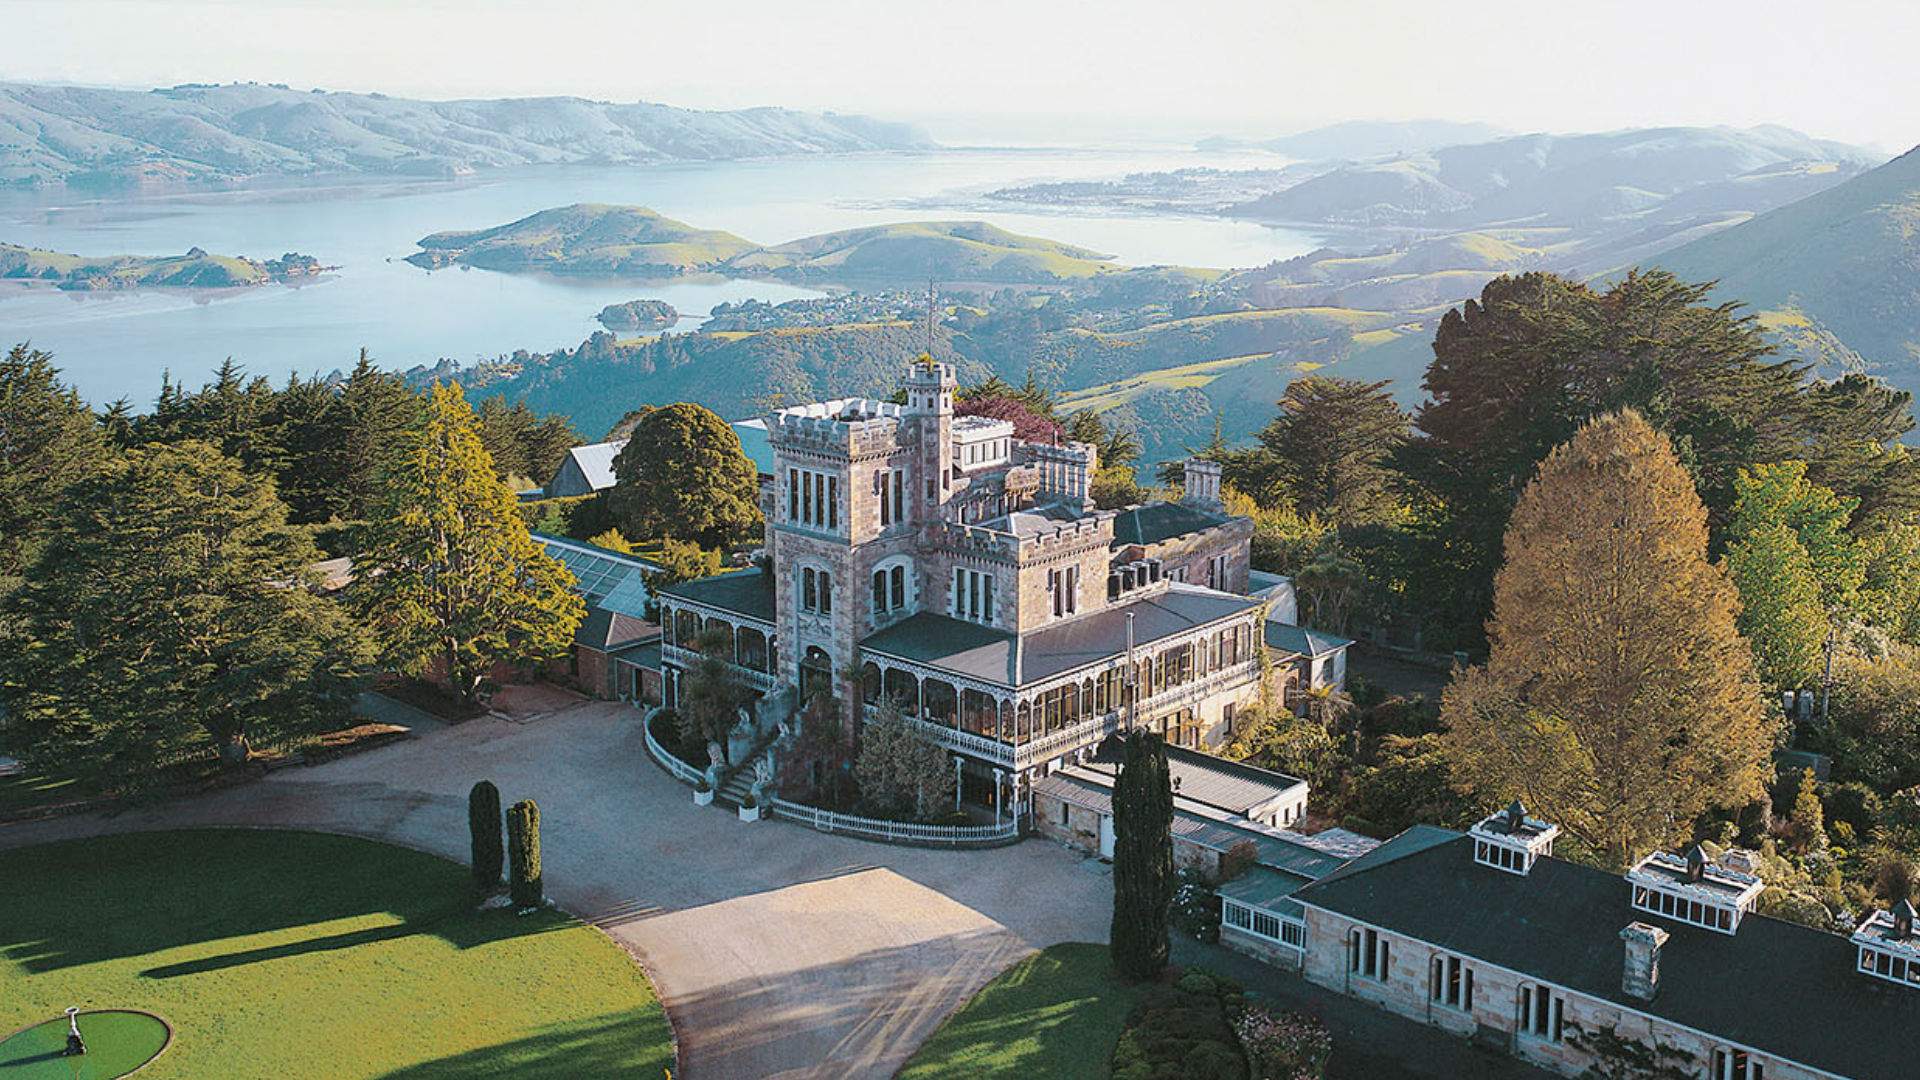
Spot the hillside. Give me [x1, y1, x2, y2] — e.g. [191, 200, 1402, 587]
[1230, 126, 1880, 229]
[0, 81, 935, 187]
[1652, 145, 1920, 384]
[0, 242, 322, 289]
[724, 220, 1118, 284]
[464, 323, 993, 436]
[407, 204, 759, 275]
[408, 209, 1125, 285]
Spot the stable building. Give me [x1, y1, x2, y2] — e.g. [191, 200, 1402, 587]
[1285, 802, 1920, 1080]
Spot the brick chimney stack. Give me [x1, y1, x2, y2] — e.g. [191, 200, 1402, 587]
[1621, 922, 1669, 1001]
[1182, 458, 1223, 511]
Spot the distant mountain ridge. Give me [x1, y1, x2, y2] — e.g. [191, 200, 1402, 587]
[0, 81, 936, 187]
[1198, 119, 1508, 160]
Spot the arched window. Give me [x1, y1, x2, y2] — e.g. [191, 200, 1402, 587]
[885, 668, 920, 716]
[1015, 701, 1031, 743]
[674, 609, 697, 647]
[818, 570, 832, 615]
[736, 627, 769, 672]
[861, 662, 882, 704]
[800, 646, 834, 701]
[924, 679, 958, 727]
[998, 698, 1015, 741]
[962, 688, 996, 737]
[872, 570, 888, 613]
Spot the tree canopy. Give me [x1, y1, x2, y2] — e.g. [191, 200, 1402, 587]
[608, 402, 760, 548]
[1251, 375, 1407, 526]
[1439, 410, 1774, 867]
[1, 440, 370, 785]
[0, 343, 103, 575]
[1394, 270, 1918, 650]
[355, 383, 583, 706]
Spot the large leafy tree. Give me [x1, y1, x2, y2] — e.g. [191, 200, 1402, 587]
[0, 343, 104, 575]
[1395, 270, 1916, 650]
[1252, 376, 1408, 525]
[1721, 461, 1864, 688]
[1, 440, 371, 785]
[356, 383, 583, 706]
[608, 402, 760, 548]
[1439, 410, 1773, 867]
[852, 700, 955, 820]
[1111, 729, 1175, 981]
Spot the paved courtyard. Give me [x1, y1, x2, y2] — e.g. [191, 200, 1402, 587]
[0, 693, 1111, 1080]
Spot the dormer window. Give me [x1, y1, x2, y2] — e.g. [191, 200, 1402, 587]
[1626, 846, 1763, 935]
[1852, 901, 1920, 988]
[1470, 800, 1558, 876]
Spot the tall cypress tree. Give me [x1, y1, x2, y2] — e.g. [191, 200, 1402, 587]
[507, 798, 543, 909]
[469, 780, 504, 891]
[1111, 729, 1174, 981]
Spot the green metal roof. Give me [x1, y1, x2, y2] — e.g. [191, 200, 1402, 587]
[659, 568, 777, 624]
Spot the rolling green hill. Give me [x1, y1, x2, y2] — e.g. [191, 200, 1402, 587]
[1651, 146, 1920, 386]
[407, 204, 759, 275]
[724, 220, 1118, 283]
[0, 242, 317, 289]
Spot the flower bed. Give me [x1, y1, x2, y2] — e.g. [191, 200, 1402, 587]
[1236, 1007, 1333, 1080]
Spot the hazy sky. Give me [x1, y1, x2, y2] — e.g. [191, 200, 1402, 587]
[4, 0, 1914, 151]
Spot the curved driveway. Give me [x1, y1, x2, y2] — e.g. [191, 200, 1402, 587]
[0, 695, 1112, 1079]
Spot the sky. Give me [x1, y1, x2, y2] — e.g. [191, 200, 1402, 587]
[3, 0, 1915, 152]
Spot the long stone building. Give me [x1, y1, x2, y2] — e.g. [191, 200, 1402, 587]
[1270, 802, 1920, 1080]
[653, 357, 1324, 821]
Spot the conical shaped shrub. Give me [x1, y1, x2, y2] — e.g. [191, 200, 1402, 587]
[507, 798, 543, 909]
[469, 780, 504, 891]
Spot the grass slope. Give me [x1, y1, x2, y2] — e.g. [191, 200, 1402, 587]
[0, 830, 672, 1080]
[897, 943, 1144, 1080]
[724, 219, 1118, 283]
[411, 203, 759, 275]
[1652, 144, 1920, 379]
[0, 242, 271, 288]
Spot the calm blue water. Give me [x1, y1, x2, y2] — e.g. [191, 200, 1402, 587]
[0, 149, 1320, 407]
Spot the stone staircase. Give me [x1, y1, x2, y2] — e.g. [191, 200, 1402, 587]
[718, 768, 756, 809]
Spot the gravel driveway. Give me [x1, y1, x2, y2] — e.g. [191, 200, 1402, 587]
[0, 693, 1112, 1080]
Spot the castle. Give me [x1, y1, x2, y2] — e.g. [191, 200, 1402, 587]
[653, 358, 1296, 821]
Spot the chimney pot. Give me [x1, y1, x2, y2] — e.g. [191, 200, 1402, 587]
[1685, 844, 1708, 883]
[1620, 921, 1670, 1001]
[1897, 899, 1917, 940]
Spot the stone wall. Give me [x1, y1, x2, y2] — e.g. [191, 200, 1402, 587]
[1141, 517, 1256, 595]
[1221, 924, 1304, 971]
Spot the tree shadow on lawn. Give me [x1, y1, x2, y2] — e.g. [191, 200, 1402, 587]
[0, 829, 567, 975]
[372, 1011, 672, 1080]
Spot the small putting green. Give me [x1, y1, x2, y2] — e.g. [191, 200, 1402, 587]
[0, 830, 672, 1079]
[0, 1010, 170, 1079]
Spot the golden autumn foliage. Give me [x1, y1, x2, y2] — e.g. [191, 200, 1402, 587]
[1440, 410, 1774, 867]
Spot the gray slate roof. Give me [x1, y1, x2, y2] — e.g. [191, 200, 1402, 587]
[1111, 502, 1232, 547]
[1082, 739, 1306, 818]
[562, 439, 627, 492]
[1263, 622, 1353, 659]
[659, 568, 777, 624]
[1291, 829, 1920, 1080]
[860, 584, 1259, 689]
[574, 607, 658, 652]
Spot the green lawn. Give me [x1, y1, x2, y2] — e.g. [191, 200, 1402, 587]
[897, 942, 1145, 1080]
[0, 768, 99, 817]
[0, 830, 672, 1079]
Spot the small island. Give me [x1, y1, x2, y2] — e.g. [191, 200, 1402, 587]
[596, 299, 681, 332]
[0, 243, 329, 290]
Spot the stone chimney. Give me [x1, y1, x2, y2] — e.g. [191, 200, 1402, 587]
[1621, 922, 1669, 1001]
[1182, 458, 1223, 511]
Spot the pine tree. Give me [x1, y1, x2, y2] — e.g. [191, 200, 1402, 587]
[1, 440, 371, 785]
[1787, 768, 1826, 854]
[1111, 729, 1174, 981]
[507, 798, 543, 909]
[0, 344, 105, 574]
[1439, 410, 1773, 867]
[355, 382, 583, 707]
[469, 780, 505, 891]
[1253, 376, 1409, 525]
